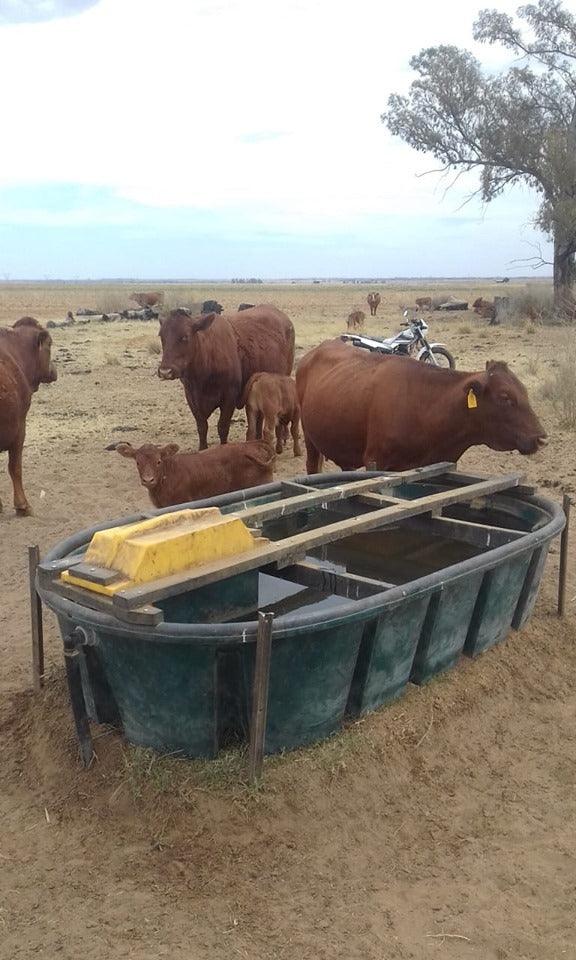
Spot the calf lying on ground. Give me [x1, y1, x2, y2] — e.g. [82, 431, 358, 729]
[241, 372, 302, 456]
[115, 439, 275, 508]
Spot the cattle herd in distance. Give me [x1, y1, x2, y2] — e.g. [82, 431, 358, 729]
[0, 290, 544, 517]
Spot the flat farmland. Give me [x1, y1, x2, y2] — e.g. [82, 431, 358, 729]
[0, 280, 575, 960]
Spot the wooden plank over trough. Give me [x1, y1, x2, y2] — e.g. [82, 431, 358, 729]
[111, 472, 524, 612]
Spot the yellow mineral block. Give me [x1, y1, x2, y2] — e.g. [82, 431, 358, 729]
[60, 508, 263, 595]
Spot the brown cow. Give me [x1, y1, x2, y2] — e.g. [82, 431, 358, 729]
[0, 317, 57, 515]
[115, 439, 275, 508]
[131, 291, 164, 308]
[472, 297, 497, 323]
[472, 297, 494, 313]
[415, 296, 432, 311]
[157, 305, 295, 449]
[295, 339, 546, 473]
[241, 373, 302, 456]
[367, 292, 381, 316]
[346, 310, 365, 330]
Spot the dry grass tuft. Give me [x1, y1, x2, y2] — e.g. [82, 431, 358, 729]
[540, 344, 576, 427]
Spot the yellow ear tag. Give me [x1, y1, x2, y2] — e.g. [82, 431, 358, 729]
[467, 389, 477, 409]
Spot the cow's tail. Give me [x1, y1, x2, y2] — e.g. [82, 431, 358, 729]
[238, 373, 260, 409]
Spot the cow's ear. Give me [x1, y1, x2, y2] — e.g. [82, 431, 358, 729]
[192, 312, 216, 332]
[116, 443, 136, 458]
[37, 330, 51, 348]
[161, 443, 179, 458]
[464, 378, 484, 408]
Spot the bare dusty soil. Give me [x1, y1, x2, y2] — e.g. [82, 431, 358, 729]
[1, 281, 575, 960]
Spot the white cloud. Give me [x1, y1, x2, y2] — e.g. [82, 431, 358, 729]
[0, 0, 553, 277]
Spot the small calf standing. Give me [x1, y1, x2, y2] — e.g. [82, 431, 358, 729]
[347, 310, 365, 330]
[415, 296, 432, 311]
[116, 440, 275, 508]
[241, 372, 302, 456]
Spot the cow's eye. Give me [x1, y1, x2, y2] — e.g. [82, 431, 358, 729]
[498, 392, 515, 406]
[178, 335, 188, 344]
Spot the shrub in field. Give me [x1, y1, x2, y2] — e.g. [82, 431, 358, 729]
[508, 288, 556, 324]
[540, 348, 576, 428]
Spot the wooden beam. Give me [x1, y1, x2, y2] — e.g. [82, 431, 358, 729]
[112, 473, 524, 611]
[232, 463, 456, 528]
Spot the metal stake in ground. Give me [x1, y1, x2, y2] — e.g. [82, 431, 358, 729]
[558, 493, 572, 618]
[247, 611, 274, 782]
[28, 544, 45, 692]
[63, 627, 94, 768]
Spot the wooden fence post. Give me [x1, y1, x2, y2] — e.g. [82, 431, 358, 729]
[247, 611, 274, 782]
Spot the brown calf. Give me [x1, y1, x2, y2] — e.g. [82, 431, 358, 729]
[346, 310, 365, 330]
[472, 297, 494, 313]
[116, 439, 275, 508]
[131, 291, 164, 308]
[241, 372, 302, 456]
[0, 317, 57, 514]
[415, 296, 432, 311]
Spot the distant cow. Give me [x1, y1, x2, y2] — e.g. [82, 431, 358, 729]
[367, 292, 381, 316]
[296, 338, 546, 473]
[201, 300, 224, 315]
[157, 305, 295, 449]
[115, 439, 275, 508]
[0, 317, 57, 514]
[241, 373, 302, 456]
[473, 297, 494, 313]
[415, 297, 432, 311]
[473, 298, 497, 323]
[238, 303, 255, 311]
[130, 292, 164, 309]
[120, 308, 159, 320]
[347, 310, 365, 330]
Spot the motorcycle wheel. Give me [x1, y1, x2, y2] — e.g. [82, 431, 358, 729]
[420, 346, 456, 369]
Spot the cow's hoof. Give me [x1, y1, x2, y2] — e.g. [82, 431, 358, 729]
[15, 505, 33, 517]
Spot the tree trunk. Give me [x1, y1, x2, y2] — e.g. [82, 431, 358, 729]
[553, 235, 576, 313]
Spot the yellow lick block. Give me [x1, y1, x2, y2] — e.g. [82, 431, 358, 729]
[60, 508, 263, 596]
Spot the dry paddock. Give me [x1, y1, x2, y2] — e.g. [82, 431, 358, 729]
[1, 280, 575, 960]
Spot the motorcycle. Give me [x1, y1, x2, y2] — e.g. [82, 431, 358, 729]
[340, 309, 456, 369]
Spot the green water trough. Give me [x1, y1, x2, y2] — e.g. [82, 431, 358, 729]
[36, 464, 565, 763]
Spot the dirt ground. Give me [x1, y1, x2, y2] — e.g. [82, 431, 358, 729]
[1, 281, 575, 960]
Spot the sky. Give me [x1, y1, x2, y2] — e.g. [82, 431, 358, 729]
[0, 0, 553, 280]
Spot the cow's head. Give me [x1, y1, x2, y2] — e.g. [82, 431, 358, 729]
[464, 360, 547, 455]
[13, 317, 57, 389]
[157, 309, 217, 380]
[116, 442, 180, 489]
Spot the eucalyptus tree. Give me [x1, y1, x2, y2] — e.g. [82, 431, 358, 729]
[382, 0, 576, 309]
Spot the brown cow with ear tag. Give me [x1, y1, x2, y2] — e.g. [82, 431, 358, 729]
[296, 341, 547, 473]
